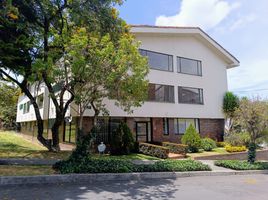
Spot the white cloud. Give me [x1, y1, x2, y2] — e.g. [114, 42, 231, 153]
[155, 0, 240, 30]
[229, 14, 257, 31]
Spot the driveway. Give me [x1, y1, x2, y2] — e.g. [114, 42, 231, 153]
[0, 174, 267, 200]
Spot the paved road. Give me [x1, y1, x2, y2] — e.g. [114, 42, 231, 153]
[0, 174, 267, 200]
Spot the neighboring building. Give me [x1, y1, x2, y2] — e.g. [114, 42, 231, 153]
[16, 25, 239, 144]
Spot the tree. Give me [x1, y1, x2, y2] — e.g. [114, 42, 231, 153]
[223, 92, 239, 135]
[234, 98, 268, 163]
[65, 28, 149, 137]
[0, 0, 129, 151]
[181, 124, 201, 153]
[0, 82, 20, 130]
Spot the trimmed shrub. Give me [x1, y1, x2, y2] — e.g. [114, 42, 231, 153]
[53, 157, 211, 174]
[225, 145, 247, 153]
[215, 160, 268, 170]
[248, 142, 257, 163]
[110, 122, 135, 155]
[139, 143, 169, 159]
[201, 138, 217, 151]
[162, 142, 188, 156]
[181, 124, 201, 153]
[216, 141, 228, 147]
[135, 160, 211, 172]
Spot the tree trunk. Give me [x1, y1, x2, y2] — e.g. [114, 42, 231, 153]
[51, 116, 62, 152]
[22, 86, 53, 151]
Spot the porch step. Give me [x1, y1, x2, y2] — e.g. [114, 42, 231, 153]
[168, 153, 186, 159]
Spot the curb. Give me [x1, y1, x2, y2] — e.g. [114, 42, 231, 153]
[1, 170, 268, 186]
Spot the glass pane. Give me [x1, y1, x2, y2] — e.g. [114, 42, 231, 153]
[139, 49, 173, 71]
[179, 87, 203, 104]
[173, 119, 179, 134]
[148, 84, 174, 102]
[163, 118, 169, 135]
[178, 119, 186, 134]
[178, 57, 201, 76]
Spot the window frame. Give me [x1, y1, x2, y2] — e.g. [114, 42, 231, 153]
[139, 49, 174, 72]
[178, 86, 204, 105]
[174, 118, 199, 135]
[177, 56, 202, 76]
[147, 83, 175, 103]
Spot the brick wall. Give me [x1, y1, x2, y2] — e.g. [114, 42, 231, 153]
[199, 118, 224, 141]
[152, 118, 182, 143]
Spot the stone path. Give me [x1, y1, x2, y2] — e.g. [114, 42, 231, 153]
[198, 160, 234, 172]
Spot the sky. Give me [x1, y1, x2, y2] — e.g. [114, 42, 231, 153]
[117, 0, 268, 98]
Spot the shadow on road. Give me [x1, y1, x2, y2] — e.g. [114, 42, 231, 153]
[0, 178, 178, 200]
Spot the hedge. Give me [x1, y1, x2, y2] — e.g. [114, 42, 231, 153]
[139, 143, 169, 159]
[215, 160, 268, 170]
[162, 142, 188, 156]
[225, 145, 247, 153]
[216, 142, 228, 147]
[53, 157, 211, 174]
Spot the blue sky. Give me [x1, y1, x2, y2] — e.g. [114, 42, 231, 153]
[117, 0, 268, 98]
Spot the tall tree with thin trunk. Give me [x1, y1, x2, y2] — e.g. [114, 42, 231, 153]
[234, 98, 268, 163]
[0, 0, 128, 151]
[65, 28, 149, 138]
[223, 91, 239, 135]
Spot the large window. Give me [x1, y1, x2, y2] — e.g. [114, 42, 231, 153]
[139, 49, 173, 72]
[177, 57, 202, 76]
[148, 83, 174, 103]
[174, 118, 199, 134]
[178, 86, 203, 104]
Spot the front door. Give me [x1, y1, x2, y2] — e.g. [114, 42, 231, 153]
[136, 122, 151, 142]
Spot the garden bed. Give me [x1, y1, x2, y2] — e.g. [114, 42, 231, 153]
[214, 160, 268, 170]
[54, 157, 211, 174]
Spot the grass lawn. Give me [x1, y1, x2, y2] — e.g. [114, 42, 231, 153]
[0, 131, 71, 159]
[215, 160, 268, 170]
[187, 148, 228, 159]
[0, 165, 56, 176]
[0, 131, 159, 160]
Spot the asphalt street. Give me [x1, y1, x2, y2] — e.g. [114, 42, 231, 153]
[0, 174, 268, 200]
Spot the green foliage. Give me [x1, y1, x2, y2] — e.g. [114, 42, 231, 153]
[215, 160, 268, 170]
[234, 98, 268, 162]
[225, 145, 247, 153]
[224, 132, 250, 147]
[223, 92, 239, 118]
[162, 142, 188, 155]
[248, 143, 257, 164]
[139, 143, 169, 159]
[110, 122, 135, 155]
[201, 138, 217, 151]
[216, 142, 228, 147]
[0, 83, 20, 130]
[181, 124, 201, 153]
[53, 158, 211, 174]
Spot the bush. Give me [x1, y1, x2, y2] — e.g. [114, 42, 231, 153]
[215, 160, 268, 170]
[110, 122, 135, 155]
[162, 142, 188, 155]
[181, 124, 201, 153]
[225, 145, 247, 153]
[201, 138, 217, 151]
[216, 142, 228, 147]
[53, 157, 211, 174]
[53, 157, 135, 174]
[224, 132, 250, 147]
[135, 160, 211, 172]
[139, 143, 169, 159]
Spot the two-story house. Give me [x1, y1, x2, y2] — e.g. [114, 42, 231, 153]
[16, 25, 239, 144]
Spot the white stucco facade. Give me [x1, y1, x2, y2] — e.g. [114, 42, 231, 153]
[16, 26, 239, 123]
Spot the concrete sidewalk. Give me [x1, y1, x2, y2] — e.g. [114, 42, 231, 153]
[198, 160, 235, 172]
